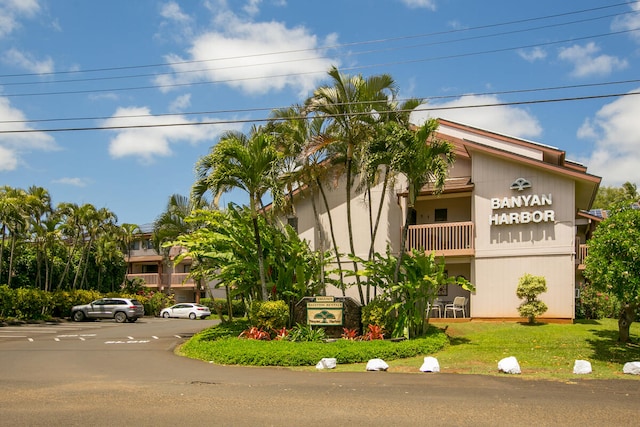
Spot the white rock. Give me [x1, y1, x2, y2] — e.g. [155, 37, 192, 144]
[315, 358, 337, 369]
[366, 358, 389, 371]
[498, 356, 521, 374]
[573, 360, 592, 374]
[420, 356, 440, 373]
[623, 361, 640, 375]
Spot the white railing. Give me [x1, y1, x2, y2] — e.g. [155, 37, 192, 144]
[406, 221, 474, 255]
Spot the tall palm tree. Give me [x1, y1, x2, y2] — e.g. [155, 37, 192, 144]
[23, 186, 52, 290]
[268, 104, 344, 292]
[0, 186, 29, 287]
[192, 125, 281, 301]
[392, 118, 455, 284]
[308, 66, 397, 304]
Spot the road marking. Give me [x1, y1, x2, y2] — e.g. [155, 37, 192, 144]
[28, 338, 34, 342]
[0, 335, 27, 338]
[104, 340, 150, 344]
[54, 338, 60, 342]
[152, 336, 158, 339]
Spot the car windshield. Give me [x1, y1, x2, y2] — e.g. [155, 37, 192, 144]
[131, 300, 142, 306]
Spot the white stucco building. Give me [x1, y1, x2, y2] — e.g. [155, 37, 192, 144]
[290, 119, 601, 321]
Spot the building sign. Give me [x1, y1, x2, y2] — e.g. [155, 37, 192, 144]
[307, 296, 344, 326]
[489, 178, 555, 226]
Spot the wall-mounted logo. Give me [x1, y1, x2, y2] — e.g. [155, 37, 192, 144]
[510, 177, 531, 191]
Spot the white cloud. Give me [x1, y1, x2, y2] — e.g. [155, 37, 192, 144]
[411, 94, 542, 139]
[518, 47, 547, 63]
[156, 1, 194, 42]
[169, 94, 191, 112]
[611, 1, 640, 43]
[243, 0, 262, 16]
[0, 96, 57, 171]
[52, 177, 88, 187]
[155, 10, 338, 97]
[577, 90, 640, 185]
[2, 48, 53, 74]
[0, 0, 41, 38]
[558, 42, 627, 78]
[399, 0, 436, 10]
[102, 106, 242, 163]
[0, 145, 18, 171]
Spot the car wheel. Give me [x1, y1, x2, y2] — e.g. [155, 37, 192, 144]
[114, 312, 127, 323]
[72, 311, 85, 322]
[189, 312, 196, 320]
[162, 312, 170, 318]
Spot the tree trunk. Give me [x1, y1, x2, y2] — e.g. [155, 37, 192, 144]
[618, 303, 637, 343]
[317, 178, 344, 294]
[345, 151, 364, 305]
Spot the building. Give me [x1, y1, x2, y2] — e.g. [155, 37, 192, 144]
[124, 224, 201, 302]
[291, 119, 601, 321]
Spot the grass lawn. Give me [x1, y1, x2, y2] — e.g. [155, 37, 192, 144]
[304, 319, 640, 380]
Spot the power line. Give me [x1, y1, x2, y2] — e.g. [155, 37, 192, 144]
[1, 91, 638, 134]
[0, 2, 632, 83]
[2, 26, 637, 99]
[1, 7, 635, 89]
[2, 78, 640, 125]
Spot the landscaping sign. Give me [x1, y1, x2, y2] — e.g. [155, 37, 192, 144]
[307, 296, 344, 326]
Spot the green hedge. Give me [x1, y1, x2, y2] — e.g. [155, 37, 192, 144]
[180, 322, 448, 366]
[0, 286, 174, 321]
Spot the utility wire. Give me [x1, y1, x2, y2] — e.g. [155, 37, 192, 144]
[2, 78, 640, 125]
[1, 90, 638, 134]
[2, 27, 637, 99]
[0, 1, 631, 81]
[1, 8, 636, 88]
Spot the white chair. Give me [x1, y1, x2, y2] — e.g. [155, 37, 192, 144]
[445, 296, 467, 318]
[427, 301, 441, 318]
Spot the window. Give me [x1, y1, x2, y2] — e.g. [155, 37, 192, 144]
[129, 240, 140, 250]
[144, 239, 154, 249]
[287, 216, 298, 233]
[142, 264, 158, 274]
[434, 208, 448, 222]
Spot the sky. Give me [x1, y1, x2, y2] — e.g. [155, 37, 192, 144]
[1, 0, 640, 226]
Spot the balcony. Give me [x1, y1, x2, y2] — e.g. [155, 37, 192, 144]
[577, 244, 588, 269]
[125, 273, 195, 289]
[406, 221, 474, 257]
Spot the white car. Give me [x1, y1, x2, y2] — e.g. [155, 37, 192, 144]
[160, 303, 211, 320]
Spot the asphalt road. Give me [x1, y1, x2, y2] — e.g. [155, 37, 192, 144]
[0, 317, 638, 427]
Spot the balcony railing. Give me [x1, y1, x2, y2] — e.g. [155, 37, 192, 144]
[577, 244, 588, 269]
[125, 273, 195, 288]
[406, 221, 474, 256]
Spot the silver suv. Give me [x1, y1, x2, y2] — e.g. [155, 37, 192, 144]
[71, 298, 145, 323]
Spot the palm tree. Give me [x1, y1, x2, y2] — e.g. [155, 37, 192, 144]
[153, 193, 209, 302]
[0, 186, 29, 287]
[308, 66, 397, 304]
[192, 125, 281, 301]
[392, 118, 455, 284]
[268, 104, 345, 292]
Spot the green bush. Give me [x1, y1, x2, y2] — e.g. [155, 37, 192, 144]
[287, 323, 326, 342]
[201, 297, 246, 317]
[576, 282, 621, 319]
[180, 323, 448, 366]
[249, 300, 289, 330]
[516, 273, 548, 323]
[361, 297, 394, 335]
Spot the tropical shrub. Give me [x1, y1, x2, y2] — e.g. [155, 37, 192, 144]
[575, 282, 620, 319]
[249, 300, 289, 330]
[516, 273, 548, 324]
[287, 322, 326, 342]
[201, 297, 245, 317]
[361, 296, 394, 335]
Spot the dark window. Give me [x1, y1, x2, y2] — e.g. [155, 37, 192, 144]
[287, 216, 298, 233]
[144, 239, 154, 249]
[408, 208, 417, 225]
[142, 264, 158, 274]
[435, 208, 448, 222]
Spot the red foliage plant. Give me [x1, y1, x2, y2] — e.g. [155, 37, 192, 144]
[273, 327, 289, 340]
[363, 324, 384, 341]
[341, 327, 360, 340]
[239, 327, 271, 340]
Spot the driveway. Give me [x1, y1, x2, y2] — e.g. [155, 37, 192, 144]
[0, 318, 638, 426]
